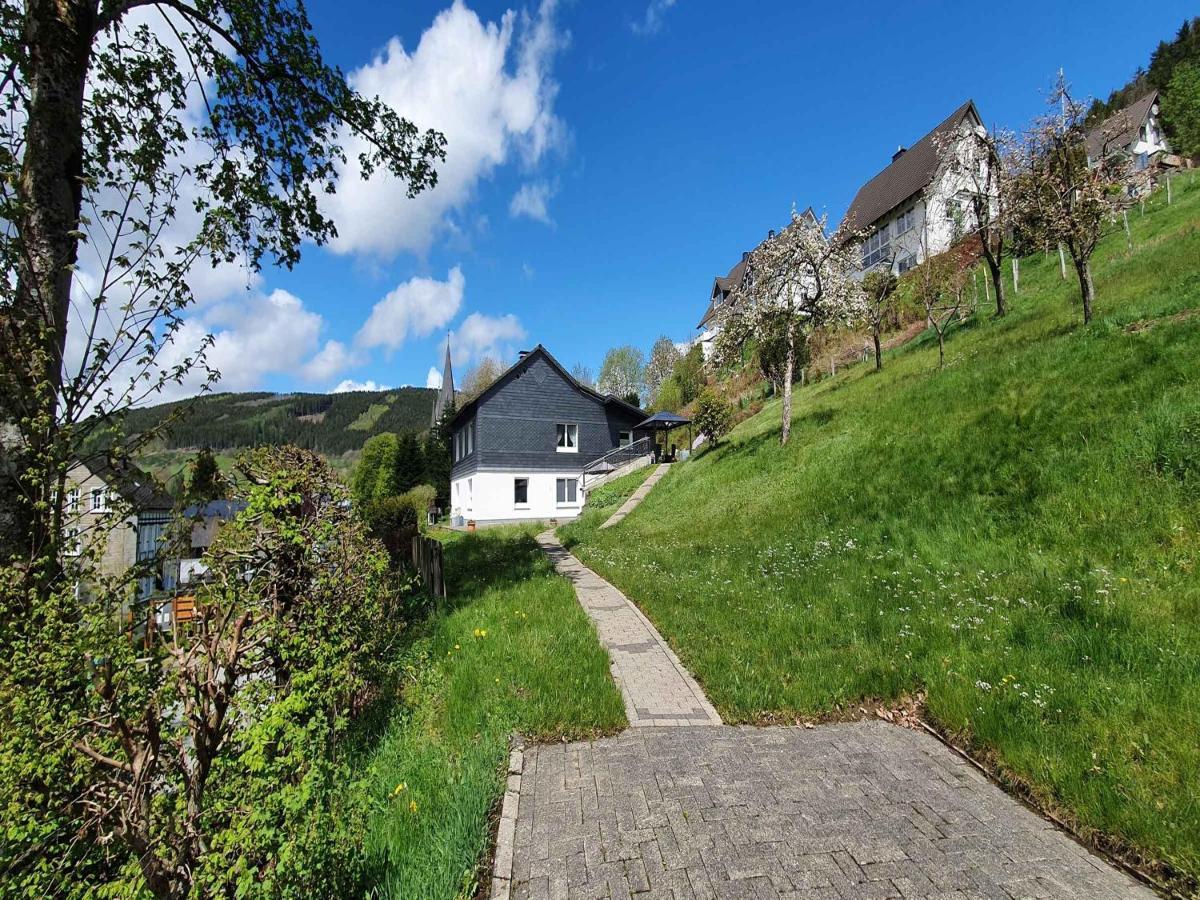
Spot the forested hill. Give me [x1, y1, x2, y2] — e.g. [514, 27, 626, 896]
[122, 388, 436, 456]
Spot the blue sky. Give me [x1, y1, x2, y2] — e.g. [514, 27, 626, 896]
[183, 0, 1195, 396]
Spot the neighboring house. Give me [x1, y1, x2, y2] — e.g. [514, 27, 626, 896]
[430, 335, 456, 427]
[448, 346, 649, 523]
[696, 208, 818, 358]
[841, 99, 989, 275]
[64, 455, 175, 600]
[1086, 91, 1178, 193]
[177, 499, 248, 584]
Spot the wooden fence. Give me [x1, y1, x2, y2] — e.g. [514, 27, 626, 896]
[411, 533, 446, 599]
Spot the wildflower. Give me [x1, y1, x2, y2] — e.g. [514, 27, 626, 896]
[408, 799, 419, 814]
[392, 782, 407, 797]
[454, 643, 460, 651]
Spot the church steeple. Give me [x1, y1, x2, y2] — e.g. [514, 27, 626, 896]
[431, 335, 455, 426]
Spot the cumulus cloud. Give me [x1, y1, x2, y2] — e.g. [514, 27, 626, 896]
[302, 340, 364, 382]
[324, 0, 569, 258]
[509, 180, 556, 223]
[426, 367, 444, 389]
[450, 311, 527, 366]
[356, 267, 465, 351]
[332, 379, 390, 393]
[630, 0, 678, 36]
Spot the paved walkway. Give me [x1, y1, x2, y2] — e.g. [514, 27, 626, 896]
[510, 724, 1152, 899]
[600, 464, 671, 529]
[537, 532, 720, 727]
[501, 538, 1156, 900]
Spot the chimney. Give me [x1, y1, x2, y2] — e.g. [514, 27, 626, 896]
[742, 251, 749, 262]
[768, 229, 776, 239]
[518, 349, 531, 360]
[892, 145, 907, 162]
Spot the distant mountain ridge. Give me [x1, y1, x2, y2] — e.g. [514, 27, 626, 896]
[122, 387, 437, 457]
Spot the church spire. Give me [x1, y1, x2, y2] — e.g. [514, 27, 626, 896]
[431, 334, 455, 426]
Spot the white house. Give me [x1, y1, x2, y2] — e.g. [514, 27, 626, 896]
[696, 208, 819, 357]
[447, 346, 650, 524]
[841, 100, 990, 275]
[1086, 90, 1178, 194]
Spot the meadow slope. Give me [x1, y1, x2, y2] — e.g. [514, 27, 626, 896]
[563, 174, 1200, 890]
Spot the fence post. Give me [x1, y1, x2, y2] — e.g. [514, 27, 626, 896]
[1166, 174, 1172, 205]
[1011, 257, 1019, 294]
[1058, 243, 1066, 279]
[1123, 209, 1132, 252]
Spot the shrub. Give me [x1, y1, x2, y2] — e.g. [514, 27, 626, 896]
[363, 494, 420, 560]
[693, 389, 734, 446]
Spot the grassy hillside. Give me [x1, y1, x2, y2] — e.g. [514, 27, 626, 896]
[118, 387, 436, 482]
[562, 173, 1200, 890]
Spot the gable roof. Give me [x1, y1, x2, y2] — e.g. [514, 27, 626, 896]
[1086, 91, 1159, 162]
[75, 454, 174, 511]
[840, 100, 982, 233]
[698, 208, 819, 330]
[448, 345, 643, 428]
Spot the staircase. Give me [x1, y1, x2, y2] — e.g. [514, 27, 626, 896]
[580, 437, 654, 493]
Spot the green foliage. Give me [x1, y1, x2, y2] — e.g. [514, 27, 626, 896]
[754, 308, 810, 389]
[395, 433, 425, 495]
[597, 345, 646, 401]
[566, 174, 1200, 891]
[357, 528, 625, 897]
[1162, 63, 1200, 157]
[362, 494, 420, 561]
[353, 433, 402, 505]
[186, 447, 225, 503]
[674, 344, 706, 406]
[692, 388, 733, 445]
[424, 403, 455, 510]
[112, 388, 437, 458]
[653, 377, 684, 413]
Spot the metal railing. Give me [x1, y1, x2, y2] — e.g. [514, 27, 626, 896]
[581, 437, 653, 489]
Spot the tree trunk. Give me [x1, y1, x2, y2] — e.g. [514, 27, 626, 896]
[1074, 257, 1095, 324]
[872, 328, 882, 372]
[980, 231, 1005, 318]
[780, 332, 794, 445]
[12, 0, 94, 564]
[937, 328, 945, 369]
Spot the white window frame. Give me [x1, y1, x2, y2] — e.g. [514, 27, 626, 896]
[861, 227, 890, 268]
[896, 254, 917, 274]
[64, 526, 81, 556]
[514, 477, 529, 508]
[556, 423, 578, 453]
[556, 477, 578, 506]
[893, 207, 916, 237]
[90, 487, 108, 512]
[619, 430, 633, 447]
[66, 487, 80, 514]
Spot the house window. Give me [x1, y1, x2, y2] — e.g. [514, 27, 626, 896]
[514, 478, 529, 507]
[65, 527, 81, 556]
[556, 423, 578, 452]
[66, 487, 79, 513]
[556, 478, 578, 505]
[861, 227, 890, 268]
[619, 430, 633, 447]
[465, 423, 473, 456]
[896, 254, 917, 274]
[893, 208, 916, 237]
[90, 487, 108, 512]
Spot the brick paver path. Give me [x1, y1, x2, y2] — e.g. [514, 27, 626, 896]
[507, 539, 1155, 899]
[601, 464, 671, 529]
[537, 532, 721, 727]
[511, 724, 1153, 899]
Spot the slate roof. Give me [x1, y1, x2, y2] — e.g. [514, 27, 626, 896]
[840, 100, 982, 233]
[77, 454, 174, 511]
[1085, 91, 1158, 162]
[447, 345, 643, 429]
[698, 207, 819, 330]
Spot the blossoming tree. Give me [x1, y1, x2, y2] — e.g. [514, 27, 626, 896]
[714, 211, 864, 445]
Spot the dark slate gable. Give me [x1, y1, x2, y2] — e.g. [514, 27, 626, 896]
[450, 346, 646, 479]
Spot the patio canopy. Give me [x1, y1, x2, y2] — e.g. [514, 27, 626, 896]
[635, 410, 691, 430]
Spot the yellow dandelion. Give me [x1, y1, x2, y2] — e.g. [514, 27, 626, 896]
[392, 782, 407, 797]
[454, 643, 460, 650]
[408, 799, 418, 814]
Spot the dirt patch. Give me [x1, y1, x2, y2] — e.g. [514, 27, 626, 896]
[1125, 307, 1200, 334]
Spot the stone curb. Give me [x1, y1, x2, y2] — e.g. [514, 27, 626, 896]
[489, 740, 524, 900]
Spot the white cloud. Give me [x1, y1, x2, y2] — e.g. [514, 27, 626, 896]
[450, 311, 527, 366]
[509, 180, 556, 223]
[631, 0, 678, 36]
[426, 367, 444, 389]
[356, 266, 465, 351]
[332, 379, 390, 393]
[303, 339, 364, 382]
[324, 0, 569, 258]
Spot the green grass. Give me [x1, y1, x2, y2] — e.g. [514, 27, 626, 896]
[355, 527, 625, 898]
[573, 464, 657, 527]
[561, 175, 1200, 888]
[348, 401, 391, 432]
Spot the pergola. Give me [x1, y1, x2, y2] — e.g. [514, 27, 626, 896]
[635, 410, 692, 461]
